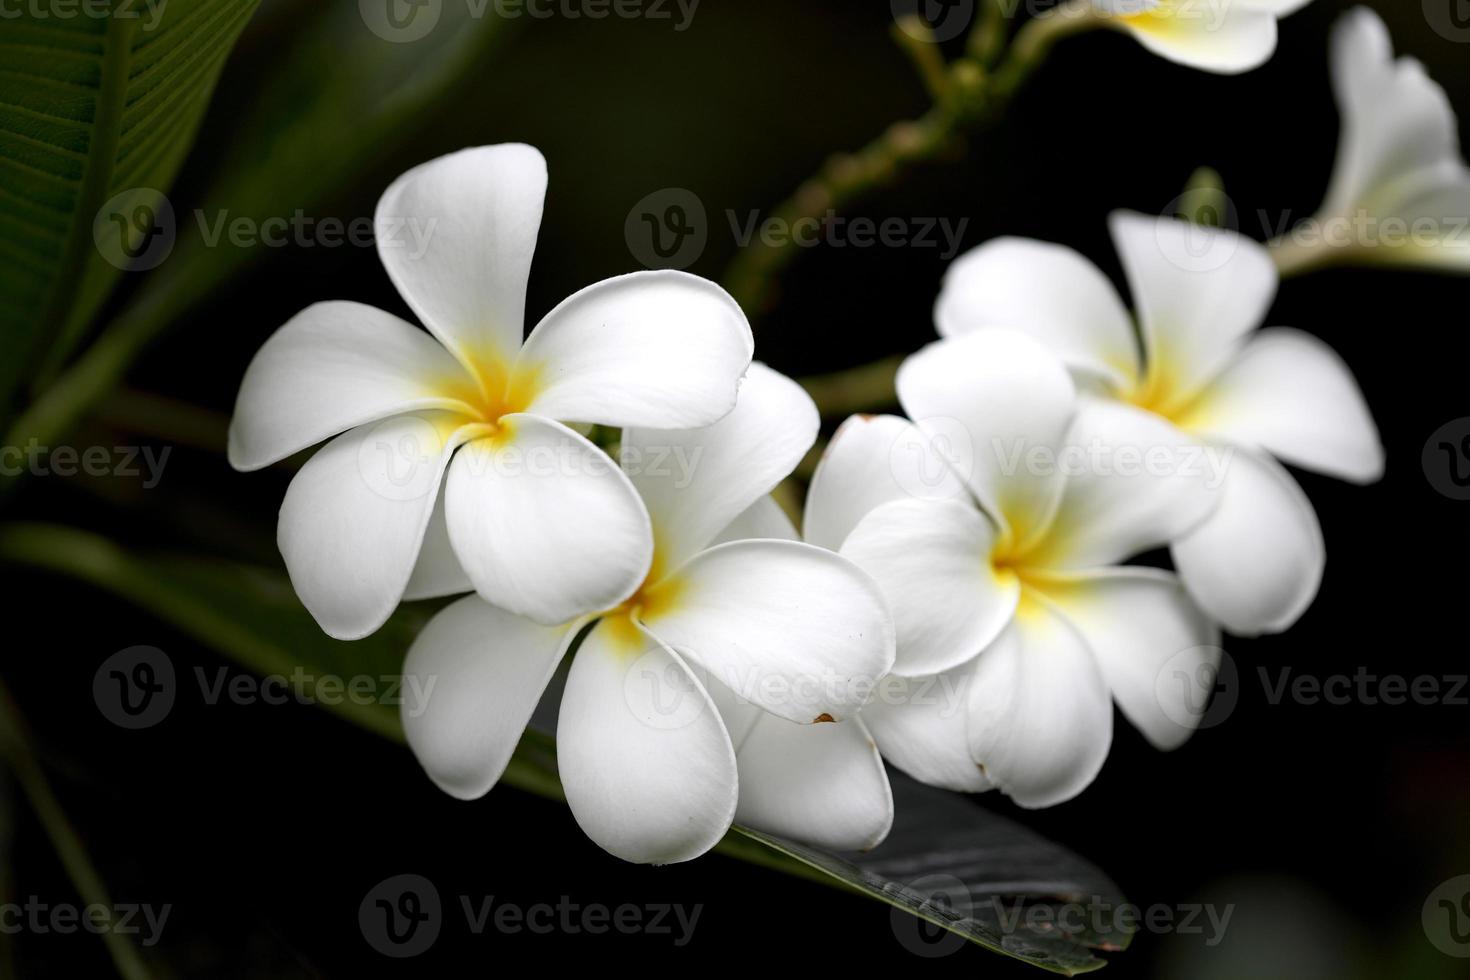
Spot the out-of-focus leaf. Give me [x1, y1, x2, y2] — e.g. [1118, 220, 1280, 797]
[0, 0, 260, 420]
[2, 2, 517, 484]
[0, 523, 1126, 975]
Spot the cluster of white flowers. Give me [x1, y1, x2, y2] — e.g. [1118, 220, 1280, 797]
[229, 6, 1459, 863]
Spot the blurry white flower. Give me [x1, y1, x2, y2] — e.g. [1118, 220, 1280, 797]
[401, 365, 895, 863]
[935, 212, 1383, 635]
[229, 144, 753, 638]
[1270, 8, 1470, 275]
[805, 329, 1221, 808]
[1093, 0, 1311, 75]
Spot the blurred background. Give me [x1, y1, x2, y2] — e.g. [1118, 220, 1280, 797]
[1, 0, 1468, 975]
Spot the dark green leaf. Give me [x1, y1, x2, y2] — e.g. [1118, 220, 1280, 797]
[0, 0, 261, 419]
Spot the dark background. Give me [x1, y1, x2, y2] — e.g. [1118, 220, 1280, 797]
[3, 0, 1468, 975]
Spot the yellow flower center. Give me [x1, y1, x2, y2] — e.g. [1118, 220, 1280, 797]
[599, 570, 685, 654]
[434, 345, 541, 433]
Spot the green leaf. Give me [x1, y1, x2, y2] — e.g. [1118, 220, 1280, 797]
[0, 0, 261, 420]
[3, 1, 518, 479]
[0, 523, 1127, 974]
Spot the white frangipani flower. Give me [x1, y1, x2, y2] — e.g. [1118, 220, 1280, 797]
[1092, 0, 1312, 75]
[703, 496, 894, 852]
[1270, 8, 1470, 275]
[229, 144, 753, 639]
[805, 329, 1222, 808]
[400, 365, 895, 863]
[935, 212, 1383, 635]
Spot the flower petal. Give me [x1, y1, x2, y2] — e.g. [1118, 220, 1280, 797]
[401, 596, 578, 799]
[1032, 568, 1220, 751]
[518, 271, 754, 428]
[625, 363, 818, 574]
[966, 604, 1113, 809]
[896, 329, 1077, 546]
[375, 144, 546, 367]
[1110, 211, 1279, 409]
[803, 414, 967, 553]
[401, 490, 474, 601]
[557, 621, 738, 864]
[733, 714, 893, 852]
[1171, 448, 1324, 635]
[639, 540, 895, 725]
[444, 415, 652, 626]
[935, 237, 1140, 389]
[841, 498, 1019, 677]
[228, 302, 473, 471]
[278, 412, 471, 640]
[708, 495, 799, 547]
[862, 668, 991, 793]
[1107, 1, 1279, 75]
[1022, 396, 1221, 569]
[1175, 327, 1384, 484]
[1323, 9, 1465, 222]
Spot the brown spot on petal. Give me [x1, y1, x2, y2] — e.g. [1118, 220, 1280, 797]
[813, 713, 836, 724]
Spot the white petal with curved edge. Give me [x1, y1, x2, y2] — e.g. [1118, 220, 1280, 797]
[1172, 449, 1323, 635]
[228, 302, 472, 471]
[444, 415, 652, 626]
[935, 237, 1140, 389]
[1023, 397, 1220, 569]
[896, 329, 1076, 546]
[966, 605, 1113, 809]
[803, 414, 968, 552]
[401, 489, 473, 601]
[1033, 568, 1220, 751]
[734, 714, 893, 852]
[375, 144, 546, 367]
[1111, 212, 1278, 408]
[519, 271, 753, 428]
[708, 494, 798, 547]
[863, 667, 991, 793]
[640, 540, 895, 724]
[841, 499, 1018, 678]
[557, 621, 737, 864]
[1108, 1, 1279, 75]
[401, 597, 577, 799]
[625, 363, 818, 573]
[1323, 9, 1464, 222]
[1176, 328, 1384, 483]
[278, 412, 471, 640]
